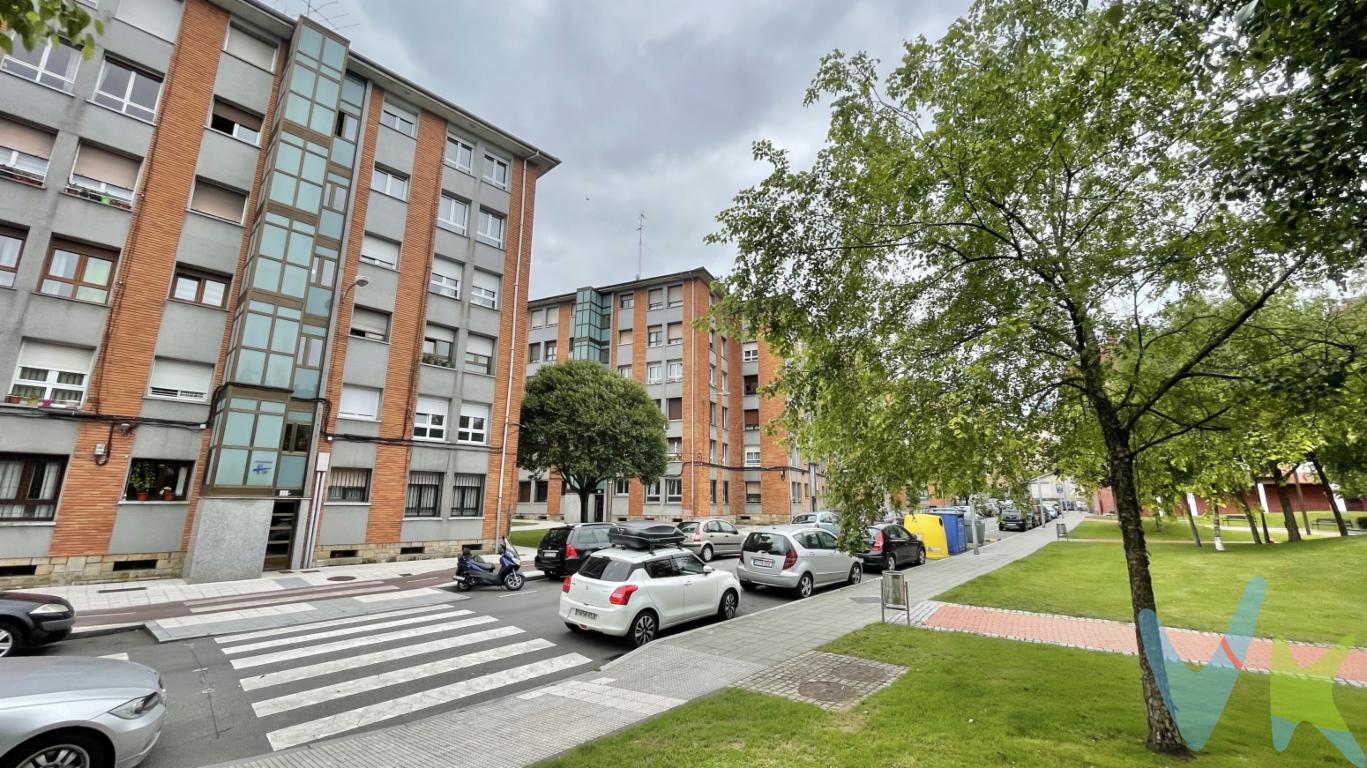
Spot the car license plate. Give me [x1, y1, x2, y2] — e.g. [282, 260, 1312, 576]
[574, 608, 597, 620]
[541, 550, 559, 558]
[752, 556, 774, 568]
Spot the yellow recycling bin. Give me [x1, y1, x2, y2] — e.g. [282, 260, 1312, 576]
[902, 513, 950, 559]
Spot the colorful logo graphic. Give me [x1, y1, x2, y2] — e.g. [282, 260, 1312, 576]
[1138, 577, 1365, 766]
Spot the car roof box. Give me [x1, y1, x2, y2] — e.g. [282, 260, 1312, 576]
[607, 521, 685, 550]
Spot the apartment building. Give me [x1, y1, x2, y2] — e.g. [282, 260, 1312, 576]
[515, 268, 824, 524]
[0, 0, 556, 587]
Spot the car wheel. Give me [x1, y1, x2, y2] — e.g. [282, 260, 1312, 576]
[795, 573, 814, 599]
[0, 620, 23, 658]
[717, 590, 738, 620]
[739, 580, 756, 592]
[700, 544, 714, 562]
[4, 729, 111, 768]
[503, 570, 525, 591]
[847, 564, 862, 585]
[564, 622, 583, 633]
[629, 610, 658, 648]
[884, 554, 896, 572]
[915, 547, 927, 566]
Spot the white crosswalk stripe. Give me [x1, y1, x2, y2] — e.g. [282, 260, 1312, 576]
[213, 604, 593, 751]
[188, 584, 397, 613]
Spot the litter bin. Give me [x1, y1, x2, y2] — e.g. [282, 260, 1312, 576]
[902, 513, 950, 559]
[932, 510, 967, 555]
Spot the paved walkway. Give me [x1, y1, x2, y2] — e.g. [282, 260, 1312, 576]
[914, 602, 1367, 688]
[206, 515, 1084, 768]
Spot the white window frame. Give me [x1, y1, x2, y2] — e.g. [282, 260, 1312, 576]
[470, 271, 499, 309]
[380, 103, 417, 137]
[745, 448, 761, 467]
[482, 154, 509, 188]
[209, 99, 262, 146]
[414, 397, 448, 441]
[9, 363, 87, 406]
[646, 362, 663, 384]
[68, 144, 137, 206]
[648, 288, 664, 310]
[370, 167, 408, 200]
[338, 385, 381, 421]
[444, 136, 474, 173]
[543, 340, 557, 362]
[618, 364, 632, 378]
[667, 323, 683, 346]
[146, 358, 212, 403]
[457, 403, 489, 445]
[666, 360, 682, 383]
[360, 234, 400, 270]
[91, 58, 163, 123]
[430, 259, 461, 298]
[437, 193, 468, 234]
[742, 343, 759, 362]
[1, 39, 81, 92]
[476, 209, 505, 247]
[665, 478, 682, 503]
[667, 284, 684, 308]
[647, 326, 663, 348]
[223, 24, 278, 73]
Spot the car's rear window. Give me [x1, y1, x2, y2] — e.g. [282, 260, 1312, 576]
[743, 532, 791, 554]
[792, 513, 814, 523]
[541, 528, 570, 547]
[678, 522, 699, 532]
[577, 555, 634, 582]
[573, 526, 611, 547]
[864, 527, 882, 539]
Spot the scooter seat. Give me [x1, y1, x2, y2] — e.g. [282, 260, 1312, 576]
[465, 559, 494, 572]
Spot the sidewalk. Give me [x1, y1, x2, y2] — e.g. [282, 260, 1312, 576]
[914, 602, 1367, 688]
[207, 515, 1084, 768]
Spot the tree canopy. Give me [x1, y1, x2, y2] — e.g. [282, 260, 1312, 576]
[517, 359, 667, 523]
[1, 0, 101, 56]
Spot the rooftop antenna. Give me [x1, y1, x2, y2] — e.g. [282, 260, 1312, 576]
[636, 211, 645, 280]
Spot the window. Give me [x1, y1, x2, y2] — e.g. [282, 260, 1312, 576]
[405, 471, 441, 517]
[665, 478, 682, 502]
[709, 440, 717, 461]
[619, 293, 634, 309]
[335, 111, 359, 142]
[190, 180, 247, 223]
[744, 374, 759, 396]
[458, 402, 489, 444]
[528, 343, 541, 364]
[68, 144, 139, 208]
[209, 99, 262, 145]
[617, 329, 632, 347]
[722, 407, 729, 428]
[647, 325, 663, 347]
[647, 288, 664, 310]
[349, 307, 390, 341]
[477, 209, 505, 246]
[465, 334, 494, 374]
[745, 448, 761, 467]
[370, 167, 408, 200]
[471, 270, 499, 308]
[445, 136, 473, 172]
[0, 454, 67, 521]
[0, 118, 54, 184]
[721, 371, 729, 393]
[438, 193, 468, 234]
[224, 24, 277, 71]
[40, 240, 117, 303]
[667, 437, 682, 458]
[667, 397, 682, 421]
[414, 396, 448, 440]
[422, 324, 455, 368]
[123, 458, 192, 501]
[451, 474, 484, 516]
[147, 358, 212, 402]
[745, 481, 761, 503]
[338, 385, 380, 420]
[430, 257, 461, 298]
[530, 308, 544, 329]
[544, 340, 557, 362]
[1, 227, 25, 288]
[667, 284, 683, 308]
[723, 480, 730, 504]
[645, 481, 661, 502]
[617, 364, 632, 378]
[709, 403, 716, 426]
[171, 267, 228, 308]
[114, 0, 183, 40]
[667, 322, 683, 345]
[646, 362, 662, 384]
[360, 234, 399, 269]
[546, 306, 560, 325]
[2, 39, 81, 91]
[482, 154, 510, 188]
[327, 468, 370, 502]
[744, 409, 760, 431]
[792, 481, 801, 503]
[8, 342, 90, 406]
[666, 360, 682, 383]
[93, 59, 163, 122]
[380, 102, 417, 137]
[742, 343, 759, 362]
[710, 479, 717, 503]
[709, 365, 716, 387]
[613, 478, 631, 495]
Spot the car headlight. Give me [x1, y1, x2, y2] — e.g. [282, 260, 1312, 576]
[110, 692, 162, 720]
[28, 603, 71, 616]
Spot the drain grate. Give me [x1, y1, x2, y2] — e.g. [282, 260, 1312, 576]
[736, 650, 906, 711]
[97, 586, 148, 594]
[326, 575, 357, 581]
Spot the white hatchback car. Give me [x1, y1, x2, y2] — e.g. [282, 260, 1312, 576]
[560, 546, 740, 647]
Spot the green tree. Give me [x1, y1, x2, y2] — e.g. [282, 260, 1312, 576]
[517, 359, 667, 524]
[710, 0, 1361, 754]
[0, 0, 101, 55]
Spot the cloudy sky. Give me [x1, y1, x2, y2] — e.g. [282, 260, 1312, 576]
[314, 1, 971, 297]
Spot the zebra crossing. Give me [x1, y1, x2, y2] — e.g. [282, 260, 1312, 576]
[211, 601, 592, 751]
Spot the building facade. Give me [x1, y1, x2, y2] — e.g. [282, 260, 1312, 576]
[515, 268, 825, 524]
[0, 0, 556, 587]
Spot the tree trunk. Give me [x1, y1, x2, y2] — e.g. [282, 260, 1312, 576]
[1291, 465, 1311, 536]
[1234, 493, 1264, 545]
[1212, 500, 1223, 546]
[1268, 464, 1302, 542]
[577, 486, 597, 523]
[1309, 452, 1350, 537]
[1183, 494, 1202, 547]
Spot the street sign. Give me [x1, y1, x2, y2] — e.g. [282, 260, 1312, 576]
[882, 571, 910, 624]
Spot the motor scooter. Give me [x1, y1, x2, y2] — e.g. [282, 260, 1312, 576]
[452, 537, 524, 591]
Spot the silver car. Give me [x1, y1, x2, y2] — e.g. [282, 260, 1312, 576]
[735, 525, 862, 598]
[678, 518, 743, 562]
[1, 658, 166, 768]
[790, 510, 841, 535]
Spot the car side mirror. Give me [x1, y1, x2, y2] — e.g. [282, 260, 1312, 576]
[703, 565, 714, 574]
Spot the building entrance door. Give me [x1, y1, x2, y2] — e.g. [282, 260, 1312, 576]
[264, 500, 299, 571]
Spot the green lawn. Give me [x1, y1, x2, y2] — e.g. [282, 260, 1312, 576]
[937, 537, 1367, 644]
[508, 528, 549, 549]
[538, 626, 1367, 768]
[1071, 517, 1256, 543]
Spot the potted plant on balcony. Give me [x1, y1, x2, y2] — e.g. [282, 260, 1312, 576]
[4, 393, 20, 404]
[161, 486, 176, 501]
[129, 465, 155, 502]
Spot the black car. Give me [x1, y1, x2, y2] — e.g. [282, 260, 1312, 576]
[858, 523, 926, 571]
[999, 507, 1036, 532]
[533, 523, 613, 580]
[0, 591, 76, 658]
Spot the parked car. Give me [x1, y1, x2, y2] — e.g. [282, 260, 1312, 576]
[999, 507, 1036, 532]
[858, 524, 927, 571]
[678, 518, 743, 562]
[790, 510, 841, 535]
[559, 524, 739, 647]
[0, 592, 76, 658]
[533, 523, 613, 580]
[736, 526, 862, 598]
[0, 657, 166, 768]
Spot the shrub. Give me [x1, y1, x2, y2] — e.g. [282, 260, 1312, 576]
[1356, 516, 1367, 530]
